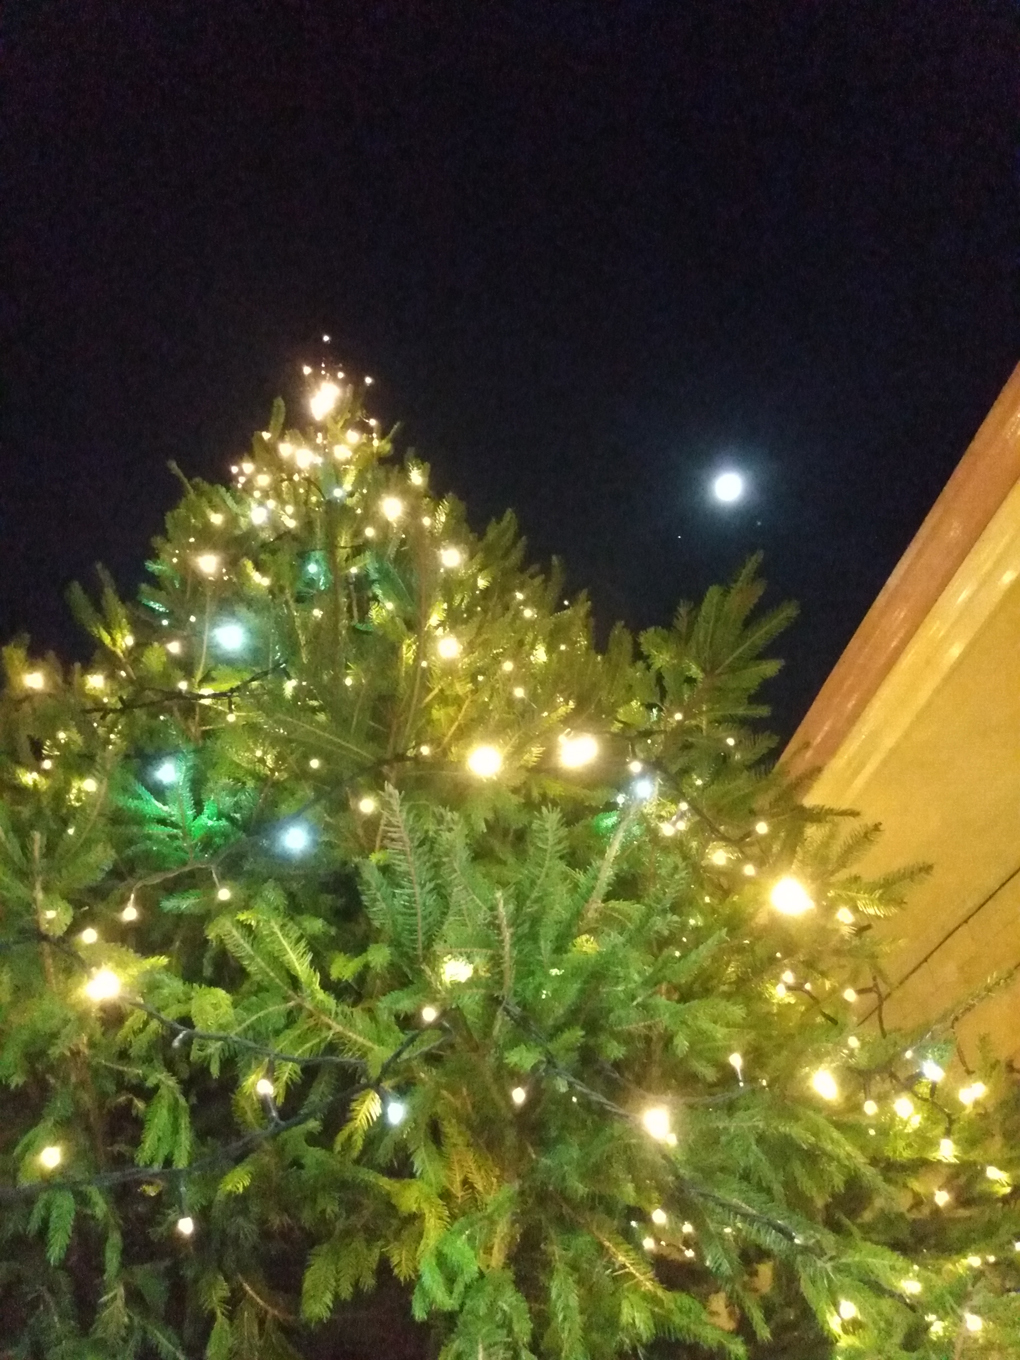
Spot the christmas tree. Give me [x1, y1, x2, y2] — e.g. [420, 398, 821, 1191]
[2, 368, 1018, 1360]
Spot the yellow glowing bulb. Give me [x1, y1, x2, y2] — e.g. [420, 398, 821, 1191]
[421, 1005, 439, 1024]
[345, 427, 361, 446]
[986, 1165, 1010, 1184]
[863, 1099, 878, 1116]
[176, 1216, 195, 1237]
[357, 796, 378, 815]
[659, 822, 677, 837]
[309, 380, 341, 421]
[85, 673, 105, 690]
[641, 1106, 672, 1141]
[409, 468, 424, 486]
[847, 1035, 860, 1049]
[121, 903, 139, 922]
[837, 1300, 857, 1321]
[80, 777, 98, 793]
[80, 928, 99, 945]
[893, 1096, 915, 1119]
[439, 545, 463, 568]
[39, 1145, 62, 1170]
[964, 1313, 983, 1333]
[442, 958, 474, 984]
[466, 745, 502, 778]
[641, 1235, 656, 1251]
[381, 496, 404, 522]
[436, 635, 462, 660]
[216, 887, 232, 902]
[959, 1082, 987, 1105]
[309, 757, 321, 769]
[770, 876, 814, 916]
[811, 1070, 839, 1101]
[84, 968, 121, 1002]
[775, 982, 787, 997]
[728, 1053, 743, 1074]
[166, 640, 182, 655]
[938, 1138, 955, 1160]
[196, 553, 220, 576]
[781, 970, 795, 984]
[933, 1189, 951, 1206]
[754, 820, 769, 834]
[510, 1086, 527, 1107]
[558, 733, 598, 769]
[835, 906, 854, 924]
[742, 863, 756, 876]
[650, 1207, 667, 1226]
[23, 671, 45, 690]
[255, 1078, 274, 1097]
[512, 686, 526, 698]
[710, 848, 729, 866]
[843, 988, 857, 1002]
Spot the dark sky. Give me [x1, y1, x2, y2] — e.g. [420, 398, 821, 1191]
[3, 1, 1016, 739]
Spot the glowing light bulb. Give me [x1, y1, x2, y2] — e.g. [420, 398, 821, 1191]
[835, 907, 854, 924]
[166, 639, 183, 655]
[728, 1053, 744, 1076]
[85, 673, 105, 690]
[385, 1099, 407, 1126]
[214, 622, 246, 653]
[742, 863, 756, 876]
[847, 1035, 860, 1049]
[510, 1086, 527, 1107]
[195, 553, 220, 576]
[712, 471, 744, 503]
[775, 982, 787, 997]
[84, 968, 121, 1003]
[154, 759, 178, 785]
[255, 1078, 274, 1097]
[933, 1188, 951, 1206]
[176, 1216, 195, 1237]
[659, 821, 677, 837]
[309, 380, 341, 421]
[986, 1165, 1010, 1184]
[938, 1139, 955, 1160]
[512, 686, 525, 698]
[920, 1059, 944, 1082]
[632, 776, 655, 801]
[650, 1208, 667, 1226]
[436, 635, 462, 660]
[380, 496, 403, 523]
[892, 1096, 914, 1119]
[811, 1070, 839, 1101]
[357, 796, 377, 815]
[250, 504, 269, 525]
[39, 1145, 62, 1170]
[80, 928, 99, 945]
[628, 759, 643, 774]
[558, 733, 598, 769]
[121, 902, 138, 922]
[280, 823, 312, 854]
[23, 671, 45, 690]
[710, 848, 728, 866]
[641, 1235, 656, 1252]
[754, 820, 769, 834]
[216, 886, 232, 902]
[466, 745, 502, 778]
[309, 758, 321, 770]
[837, 1300, 857, 1321]
[439, 546, 463, 568]
[958, 1082, 986, 1106]
[963, 1313, 983, 1333]
[409, 468, 424, 486]
[294, 447, 316, 469]
[863, 1099, 878, 1116]
[80, 777, 98, 793]
[442, 958, 474, 984]
[421, 1005, 439, 1024]
[843, 988, 857, 1003]
[769, 876, 814, 916]
[641, 1106, 672, 1141]
[345, 427, 361, 446]
[781, 970, 795, 984]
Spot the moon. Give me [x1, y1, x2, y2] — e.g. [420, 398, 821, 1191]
[712, 470, 745, 503]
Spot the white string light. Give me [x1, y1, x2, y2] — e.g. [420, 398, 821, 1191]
[769, 877, 814, 916]
[84, 969, 121, 1003]
[811, 1070, 839, 1101]
[466, 745, 502, 778]
[38, 1145, 62, 1170]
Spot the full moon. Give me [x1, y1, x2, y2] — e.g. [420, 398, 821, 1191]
[712, 470, 745, 503]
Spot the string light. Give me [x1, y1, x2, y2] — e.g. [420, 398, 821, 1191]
[628, 760, 643, 774]
[38, 1145, 62, 1170]
[195, 553, 220, 576]
[439, 546, 463, 568]
[938, 1138, 955, 1160]
[154, 759, 178, 785]
[436, 635, 462, 660]
[176, 1216, 195, 1237]
[893, 1096, 915, 1119]
[659, 822, 677, 837]
[863, 1099, 878, 1116]
[279, 823, 312, 855]
[442, 958, 474, 984]
[933, 1189, 951, 1207]
[742, 863, 756, 876]
[23, 671, 45, 690]
[558, 733, 598, 769]
[769, 876, 814, 916]
[385, 1099, 407, 1126]
[811, 1070, 839, 1101]
[466, 745, 502, 778]
[309, 380, 341, 421]
[963, 1314, 983, 1333]
[81, 777, 98, 794]
[80, 928, 99, 945]
[84, 968, 122, 1003]
[631, 776, 655, 801]
[166, 640, 183, 655]
[728, 1053, 744, 1083]
[213, 622, 246, 652]
[986, 1165, 1010, 1185]
[754, 820, 769, 834]
[255, 1078, 274, 1097]
[650, 1208, 667, 1226]
[421, 1005, 439, 1024]
[216, 886, 232, 902]
[842, 988, 857, 1002]
[510, 1086, 527, 1107]
[959, 1082, 986, 1106]
[641, 1235, 656, 1252]
[85, 673, 105, 690]
[835, 907, 854, 924]
[250, 504, 269, 525]
[357, 796, 378, 815]
[837, 1300, 857, 1321]
[920, 1059, 945, 1082]
[380, 496, 403, 523]
[640, 1106, 673, 1142]
[121, 901, 139, 922]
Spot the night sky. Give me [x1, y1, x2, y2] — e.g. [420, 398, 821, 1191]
[3, 1, 1016, 739]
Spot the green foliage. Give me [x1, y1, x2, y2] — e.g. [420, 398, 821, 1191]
[0, 387, 1018, 1360]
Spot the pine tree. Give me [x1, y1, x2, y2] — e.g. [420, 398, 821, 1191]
[1, 370, 1018, 1359]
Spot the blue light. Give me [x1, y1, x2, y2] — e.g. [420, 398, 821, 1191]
[632, 777, 656, 801]
[386, 1099, 407, 1126]
[280, 822, 312, 855]
[213, 622, 246, 652]
[154, 759, 178, 785]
